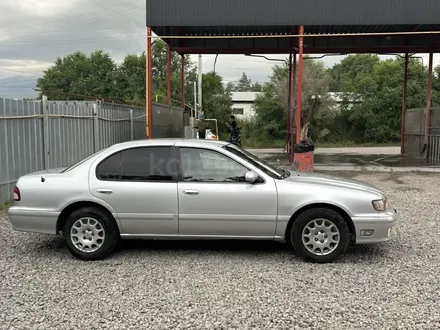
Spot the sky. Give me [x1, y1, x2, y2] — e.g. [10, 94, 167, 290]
[1, 0, 440, 99]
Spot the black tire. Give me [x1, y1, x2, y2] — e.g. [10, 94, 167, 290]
[63, 206, 120, 261]
[290, 208, 350, 263]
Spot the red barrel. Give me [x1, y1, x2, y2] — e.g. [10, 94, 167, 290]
[294, 151, 314, 171]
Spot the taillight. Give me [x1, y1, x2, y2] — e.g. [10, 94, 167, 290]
[13, 186, 21, 201]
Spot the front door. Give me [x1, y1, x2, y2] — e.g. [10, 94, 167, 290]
[89, 146, 179, 235]
[177, 147, 278, 237]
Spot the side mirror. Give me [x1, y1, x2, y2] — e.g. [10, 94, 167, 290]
[245, 171, 258, 184]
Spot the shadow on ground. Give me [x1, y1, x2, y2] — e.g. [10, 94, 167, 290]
[23, 235, 393, 265]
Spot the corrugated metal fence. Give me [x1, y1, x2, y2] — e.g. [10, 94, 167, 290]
[403, 107, 440, 163]
[0, 97, 147, 202]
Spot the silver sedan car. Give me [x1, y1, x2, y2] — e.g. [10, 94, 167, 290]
[8, 139, 397, 263]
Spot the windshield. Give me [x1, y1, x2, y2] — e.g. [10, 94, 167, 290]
[61, 148, 108, 173]
[223, 144, 287, 179]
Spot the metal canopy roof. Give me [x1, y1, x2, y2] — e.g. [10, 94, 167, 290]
[146, 0, 440, 54]
[152, 25, 440, 54]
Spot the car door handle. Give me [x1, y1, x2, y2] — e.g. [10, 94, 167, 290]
[96, 188, 113, 194]
[183, 190, 199, 195]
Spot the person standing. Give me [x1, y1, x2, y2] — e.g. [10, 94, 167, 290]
[195, 113, 208, 139]
[227, 115, 241, 146]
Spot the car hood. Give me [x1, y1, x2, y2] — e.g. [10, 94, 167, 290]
[284, 171, 385, 196]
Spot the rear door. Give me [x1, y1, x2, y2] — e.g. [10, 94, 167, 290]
[89, 146, 180, 235]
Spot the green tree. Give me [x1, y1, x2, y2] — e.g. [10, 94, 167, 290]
[201, 71, 232, 136]
[250, 82, 262, 92]
[114, 53, 146, 105]
[37, 50, 118, 100]
[347, 57, 428, 142]
[36, 40, 198, 109]
[148, 40, 197, 110]
[327, 54, 381, 93]
[250, 59, 332, 144]
[234, 72, 252, 92]
[225, 81, 235, 93]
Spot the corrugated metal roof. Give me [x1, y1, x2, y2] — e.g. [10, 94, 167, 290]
[147, 0, 440, 54]
[147, 0, 440, 27]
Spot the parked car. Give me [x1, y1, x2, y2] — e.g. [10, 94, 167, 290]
[8, 139, 397, 263]
[196, 129, 216, 140]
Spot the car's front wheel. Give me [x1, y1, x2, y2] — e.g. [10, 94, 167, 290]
[63, 206, 119, 261]
[290, 208, 350, 263]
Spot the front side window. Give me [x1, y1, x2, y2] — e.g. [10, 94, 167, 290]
[96, 147, 176, 181]
[179, 148, 249, 182]
[223, 144, 285, 179]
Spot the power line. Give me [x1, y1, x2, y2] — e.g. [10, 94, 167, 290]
[2, 8, 145, 42]
[0, 68, 40, 75]
[0, 0, 144, 36]
[0, 79, 39, 86]
[2, 34, 145, 46]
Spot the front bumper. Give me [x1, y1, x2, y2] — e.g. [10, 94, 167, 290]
[352, 208, 397, 244]
[8, 207, 59, 235]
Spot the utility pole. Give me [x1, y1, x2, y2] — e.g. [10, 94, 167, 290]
[198, 54, 203, 115]
[193, 81, 198, 138]
[193, 81, 198, 119]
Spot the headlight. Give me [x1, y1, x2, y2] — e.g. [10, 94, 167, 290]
[372, 198, 389, 212]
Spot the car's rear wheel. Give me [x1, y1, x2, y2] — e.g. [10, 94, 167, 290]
[63, 206, 119, 261]
[290, 208, 350, 263]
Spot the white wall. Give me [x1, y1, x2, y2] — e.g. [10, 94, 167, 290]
[231, 92, 259, 121]
[231, 102, 255, 120]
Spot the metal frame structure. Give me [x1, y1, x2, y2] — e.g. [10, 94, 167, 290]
[146, 0, 440, 160]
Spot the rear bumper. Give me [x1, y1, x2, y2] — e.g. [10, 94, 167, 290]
[8, 207, 59, 235]
[352, 208, 397, 244]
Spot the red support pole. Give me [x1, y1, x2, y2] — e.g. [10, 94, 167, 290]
[180, 54, 185, 109]
[166, 44, 171, 105]
[400, 53, 409, 154]
[290, 52, 297, 157]
[286, 52, 292, 153]
[295, 26, 304, 144]
[146, 27, 153, 139]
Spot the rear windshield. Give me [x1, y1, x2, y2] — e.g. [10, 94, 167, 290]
[61, 148, 108, 173]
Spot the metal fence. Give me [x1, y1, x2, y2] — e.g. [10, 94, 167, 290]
[403, 107, 440, 162]
[0, 97, 147, 202]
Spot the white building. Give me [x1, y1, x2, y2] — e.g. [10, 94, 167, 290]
[231, 92, 260, 120]
[230, 91, 362, 121]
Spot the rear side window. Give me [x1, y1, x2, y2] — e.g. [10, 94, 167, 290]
[97, 152, 122, 180]
[96, 147, 176, 182]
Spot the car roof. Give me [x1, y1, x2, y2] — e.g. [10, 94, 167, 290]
[108, 138, 228, 151]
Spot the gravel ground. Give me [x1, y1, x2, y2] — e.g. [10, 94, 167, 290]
[1, 171, 440, 329]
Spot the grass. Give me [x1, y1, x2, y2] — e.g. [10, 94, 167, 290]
[0, 201, 12, 211]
